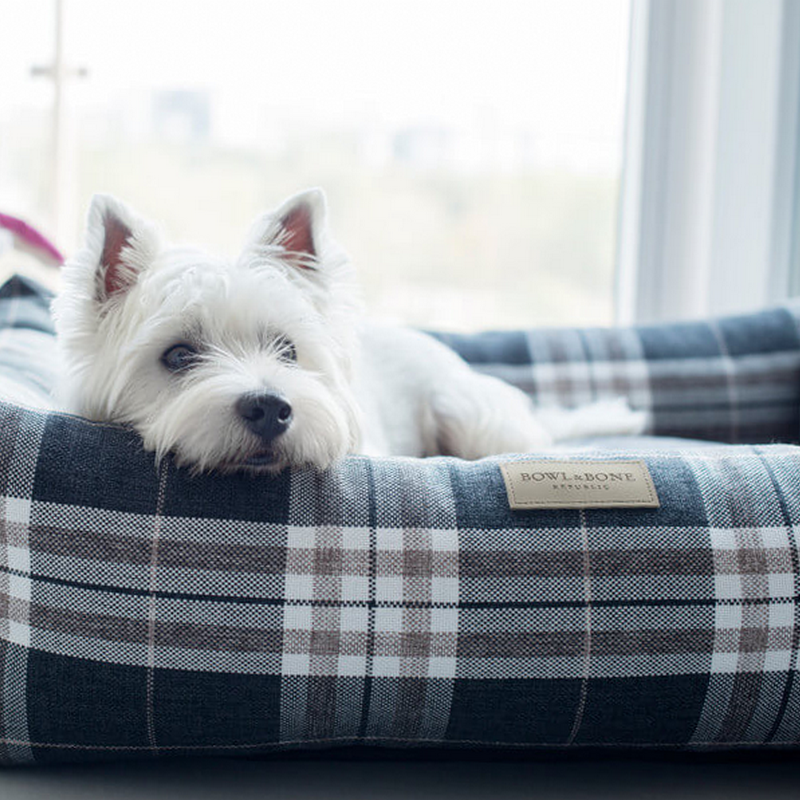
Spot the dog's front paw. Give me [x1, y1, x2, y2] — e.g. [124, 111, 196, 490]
[536, 397, 648, 441]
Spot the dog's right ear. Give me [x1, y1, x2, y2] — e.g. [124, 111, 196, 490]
[84, 194, 158, 303]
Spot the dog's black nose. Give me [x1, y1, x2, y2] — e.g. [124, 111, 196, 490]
[236, 393, 293, 442]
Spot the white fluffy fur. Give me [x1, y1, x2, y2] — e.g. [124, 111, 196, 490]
[52, 190, 645, 473]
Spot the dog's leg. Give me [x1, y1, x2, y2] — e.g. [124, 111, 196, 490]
[428, 370, 554, 459]
[535, 398, 648, 441]
[370, 327, 646, 459]
[428, 373, 647, 458]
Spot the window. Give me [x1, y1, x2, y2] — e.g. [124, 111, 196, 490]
[1, 0, 631, 330]
[618, 0, 800, 324]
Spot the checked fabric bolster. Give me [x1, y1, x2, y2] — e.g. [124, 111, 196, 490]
[1, 406, 800, 764]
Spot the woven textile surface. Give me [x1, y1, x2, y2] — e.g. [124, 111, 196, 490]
[2, 275, 800, 765]
[0, 277, 57, 409]
[434, 306, 800, 445]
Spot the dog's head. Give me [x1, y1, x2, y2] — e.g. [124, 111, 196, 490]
[52, 190, 363, 473]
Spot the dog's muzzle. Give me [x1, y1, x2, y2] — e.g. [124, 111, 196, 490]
[236, 393, 293, 443]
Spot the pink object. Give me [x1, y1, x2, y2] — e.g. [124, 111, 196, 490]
[0, 212, 64, 266]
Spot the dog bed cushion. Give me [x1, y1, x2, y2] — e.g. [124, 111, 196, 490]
[2, 274, 800, 765]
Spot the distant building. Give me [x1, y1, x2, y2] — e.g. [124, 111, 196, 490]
[152, 90, 211, 144]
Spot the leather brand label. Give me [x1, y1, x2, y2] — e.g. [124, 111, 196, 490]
[499, 459, 660, 510]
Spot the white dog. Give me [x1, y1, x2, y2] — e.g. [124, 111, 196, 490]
[52, 190, 644, 473]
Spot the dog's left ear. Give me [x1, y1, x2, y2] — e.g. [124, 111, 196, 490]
[256, 188, 326, 272]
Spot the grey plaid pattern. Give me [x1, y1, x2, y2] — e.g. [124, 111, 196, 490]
[523, 327, 652, 410]
[1, 406, 46, 765]
[434, 301, 800, 445]
[688, 449, 800, 745]
[279, 459, 459, 744]
[3, 275, 800, 764]
[1, 427, 800, 760]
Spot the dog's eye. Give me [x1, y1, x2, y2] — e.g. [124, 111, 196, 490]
[274, 336, 297, 363]
[161, 344, 198, 373]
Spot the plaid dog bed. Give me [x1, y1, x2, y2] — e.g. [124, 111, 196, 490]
[1, 275, 800, 765]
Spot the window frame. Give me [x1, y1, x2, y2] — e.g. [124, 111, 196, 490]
[616, 0, 800, 325]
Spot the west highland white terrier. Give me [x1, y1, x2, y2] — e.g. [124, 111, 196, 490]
[52, 189, 645, 473]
